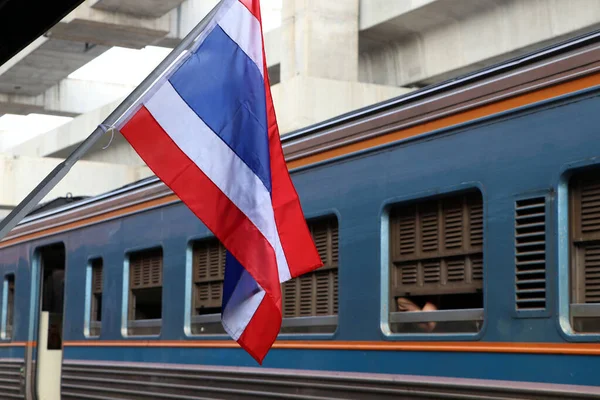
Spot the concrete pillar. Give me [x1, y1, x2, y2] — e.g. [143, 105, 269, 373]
[272, 0, 409, 133]
[281, 0, 359, 82]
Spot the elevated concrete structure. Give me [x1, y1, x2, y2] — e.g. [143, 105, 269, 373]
[0, 153, 151, 219]
[0, 78, 134, 117]
[90, 0, 187, 18]
[3, 0, 600, 218]
[48, 2, 171, 49]
[274, 0, 409, 132]
[358, 0, 600, 86]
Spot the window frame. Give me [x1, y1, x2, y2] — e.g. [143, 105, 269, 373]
[0, 273, 15, 341]
[558, 165, 600, 339]
[184, 211, 341, 339]
[380, 183, 486, 340]
[122, 246, 163, 338]
[84, 257, 103, 338]
[185, 235, 227, 337]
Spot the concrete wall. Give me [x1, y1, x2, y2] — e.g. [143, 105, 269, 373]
[271, 76, 410, 132]
[0, 153, 151, 210]
[359, 0, 600, 86]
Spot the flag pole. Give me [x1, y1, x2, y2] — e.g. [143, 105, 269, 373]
[0, 0, 226, 242]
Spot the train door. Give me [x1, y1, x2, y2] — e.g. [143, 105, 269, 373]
[25, 243, 65, 400]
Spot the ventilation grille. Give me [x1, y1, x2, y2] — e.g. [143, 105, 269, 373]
[130, 250, 162, 289]
[282, 217, 339, 318]
[92, 260, 103, 294]
[390, 191, 483, 296]
[515, 197, 546, 310]
[193, 239, 226, 311]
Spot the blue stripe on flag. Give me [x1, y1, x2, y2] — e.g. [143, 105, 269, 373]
[169, 26, 272, 192]
[222, 251, 244, 311]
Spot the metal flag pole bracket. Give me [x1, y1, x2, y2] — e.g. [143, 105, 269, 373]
[0, 0, 227, 242]
[98, 123, 116, 150]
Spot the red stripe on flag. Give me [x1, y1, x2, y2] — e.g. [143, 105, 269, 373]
[120, 106, 282, 305]
[238, 0, 261, 23]
[264, 93, 323, 277]
[238, 293, 281, 364]
[239, 0, 323, 277]
[245, 1, 323, 277]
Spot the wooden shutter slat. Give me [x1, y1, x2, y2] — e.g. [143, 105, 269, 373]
[193, 239, 226, 312]
[447, 258, 466, 282]
[92, 260, 103, 294]
[444, 200, 463, 250]
[130, 250, 162, 289]
[580, 179, 600, 235]
[281, 217, 339, 319]
[299, 275, 313, 316]
[395, 207, 416, 258]
[283, 280, 297, 318]
[584, 244, 600, 303]
[315, 271, 331, 315]
[422, 260, 441, 284]
[420, 203, 438, 253]
[390, 191, 483, 296]
[469, 198, 483, 247]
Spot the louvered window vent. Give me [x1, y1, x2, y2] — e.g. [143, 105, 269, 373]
[515, 197, 547, 310]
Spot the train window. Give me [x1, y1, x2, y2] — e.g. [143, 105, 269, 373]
[1, 274, 14, 340]
[280, 216, 338, 334]
[189, 215, 339, 335]
[388, 190, 484, 334]
[85, 258, 103, 337]
[190, 238, 226, 334]
[569, 171, 600, 333]
[127, 248, 162, 336]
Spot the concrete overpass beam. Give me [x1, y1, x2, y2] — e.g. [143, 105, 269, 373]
[0, 38, 109, 97]
[358, 0, 600, 87]
[47, 2, 171, 49]
[90, 0, 187, 18]
[0, 79, 134, 117]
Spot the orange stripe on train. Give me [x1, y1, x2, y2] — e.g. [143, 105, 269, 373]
[62, 340, 600, 356]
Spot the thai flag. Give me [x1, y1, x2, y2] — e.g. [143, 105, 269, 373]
[115, 0, 323, 364]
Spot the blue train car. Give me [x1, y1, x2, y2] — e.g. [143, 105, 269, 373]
[2, 32, 600, 399]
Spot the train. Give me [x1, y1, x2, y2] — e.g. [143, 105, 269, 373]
[2, 29, 600, 400]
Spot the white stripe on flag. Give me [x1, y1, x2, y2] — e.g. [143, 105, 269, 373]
[222, 269, 265, 340]
[218, 0, 264, 77]
[145, 81, 292, 282]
